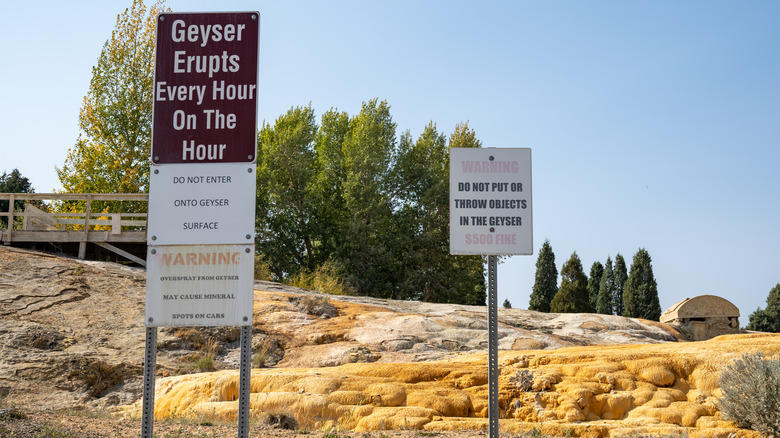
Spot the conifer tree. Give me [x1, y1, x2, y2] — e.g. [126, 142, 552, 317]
[613, 253, 628, 316]
[550, 252, 592, 313]
[746, 284, 780, 332]
[529, 239, 558, 312]
[587, 261, 604, 311]
[623, 248, 662, 320]
[596, 256, 615, 315]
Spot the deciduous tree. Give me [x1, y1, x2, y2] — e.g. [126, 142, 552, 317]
[0, 169, 35, 227]
[391, 122, 484, 304]
[255, 105, 319, 280]
[57, 0, 166, 212]
[335, 99, 398, 298]
[254, 101, 486, 305]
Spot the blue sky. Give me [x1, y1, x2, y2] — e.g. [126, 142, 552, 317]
[1, 1, 778, 322]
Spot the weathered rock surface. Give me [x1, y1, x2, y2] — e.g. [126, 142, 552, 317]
[0, 246, 771, 437]
[138, 334, 778, 437]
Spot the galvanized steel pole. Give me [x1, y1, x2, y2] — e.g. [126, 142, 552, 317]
[237, 325, 252, 438]
[488, 255, 499, 438]
[141, 326, 158, 438]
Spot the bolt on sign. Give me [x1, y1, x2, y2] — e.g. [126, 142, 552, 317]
[146, 12, 259, 328]
[151, 12, 259, 164]
[449, 147, 533, 255]
[147, 163, 257, 246]
[146, 244, 254, 327]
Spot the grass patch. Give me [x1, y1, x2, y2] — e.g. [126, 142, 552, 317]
[0, 408, 26, 421]
[180, 336, 219, 371]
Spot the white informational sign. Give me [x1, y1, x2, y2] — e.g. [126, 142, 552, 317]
[145, 244, 255, 327]
[147, 163, 256, 245]
[449, 147, 533, 255]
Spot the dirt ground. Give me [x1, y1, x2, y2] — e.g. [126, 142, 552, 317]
[0, 409, 490, 438]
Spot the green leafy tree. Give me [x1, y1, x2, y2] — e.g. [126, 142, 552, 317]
[613, 253, 628, 316]
[441, 123, 486, 305]
[587, 261, 604, 311]
[550, 252, 592, 313]
[436, 123, 487, 306]
[529, 239, 558, 312]
[391, 122, 485, 304]
[335, 99, 398, 298]
[746, 284, 780, 332]
[311, 108, 350, 259]
[254, 100, 485, 304]
[0, 169, 35, 227]
[255, 105, 320, 280]
[57, 0, 166, 212]
[596, 256, 615, 315]
[623, 248, 662, 320]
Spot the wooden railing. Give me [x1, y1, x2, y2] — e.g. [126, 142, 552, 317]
[0, 193, 148, 265]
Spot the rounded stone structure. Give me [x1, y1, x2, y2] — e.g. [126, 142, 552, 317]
[660, 295, 740, 341]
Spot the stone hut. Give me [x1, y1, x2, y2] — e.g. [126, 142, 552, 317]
[660, 295, 740, 341]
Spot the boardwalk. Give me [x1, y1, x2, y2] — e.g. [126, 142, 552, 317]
[0, 193, 147, 266]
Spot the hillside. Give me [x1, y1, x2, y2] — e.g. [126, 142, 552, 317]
[0, 246, 775, 437]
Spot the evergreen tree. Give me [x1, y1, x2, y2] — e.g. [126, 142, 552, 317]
[529, 239, 558, 312]
[596, 256, 615, 315]
[550, 252, 592, 313]
[746, 284, 780, 332]
[623, 248, 662, 320]
[613, 253, 628, 316]
[503, 299, 512, 309]
[587, 261, 604, 311]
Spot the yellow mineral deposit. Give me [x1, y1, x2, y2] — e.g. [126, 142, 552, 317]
[144, 333, 779, 437]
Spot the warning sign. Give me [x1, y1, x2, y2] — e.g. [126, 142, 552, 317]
[449, 148, 533, 255]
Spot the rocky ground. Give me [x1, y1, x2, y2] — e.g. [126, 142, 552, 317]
[0, 246, 772, 437]
[0, 410, 487, 438]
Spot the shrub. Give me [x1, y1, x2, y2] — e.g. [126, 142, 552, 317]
[718, 351, 780, 436]
[289, 262, 351, 296]
[68, 358, 133, 397]
[259, 411, 298, 430]
[254, 255, 274, 281]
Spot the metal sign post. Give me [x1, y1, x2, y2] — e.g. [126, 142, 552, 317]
[449, 147, 533, 438]
[143, 11, 259, 438]
[487, 255, 499, 438]
[237, 325, 252, 436]
[141, 327, 158, 438]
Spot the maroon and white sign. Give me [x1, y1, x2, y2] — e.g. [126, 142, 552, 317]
[146, 11, 259, 328]
[152, 12, 259, 164]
